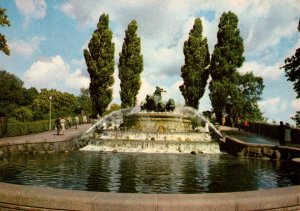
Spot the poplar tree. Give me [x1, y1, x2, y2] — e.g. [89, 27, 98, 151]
[0, 7, 10, 55]
[179, 18, 210, 109]
[118, 20, 143, 108]
[209, 11, 245, 123]
[83, 14, 115, 116]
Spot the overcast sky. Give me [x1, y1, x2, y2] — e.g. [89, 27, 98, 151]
[1, 0, 299, 124]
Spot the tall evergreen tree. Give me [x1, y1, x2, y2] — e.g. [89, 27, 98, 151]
[118, 20, 143, 108]
[180, 18, 210, 109]
[209, 11, 245, 123]
[83, 14, 115, 116]
[0, 7, 10, 55]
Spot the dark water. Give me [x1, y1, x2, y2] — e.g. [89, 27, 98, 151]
[0, 151, 299, 193]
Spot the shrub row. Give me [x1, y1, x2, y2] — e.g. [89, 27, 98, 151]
[6, 120, 55, 137]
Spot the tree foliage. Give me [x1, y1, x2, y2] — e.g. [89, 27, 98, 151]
[180, 18, 210, 109]
[118, 20, 143, 108]
[0, 7, 10, 55]
[291, 111, 300, 127]
[77, 88, 92, 116]
[209, 11, 245, 123]
[224, 72, 265, 123]
[281, 20, 300, 125]
[31, 89, 77, 120]
[281, 19, 300, 98]
[0, 70, 24, 117]
[83, 13, 115, 116]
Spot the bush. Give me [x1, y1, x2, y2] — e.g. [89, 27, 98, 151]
[6, 120, 53, 137]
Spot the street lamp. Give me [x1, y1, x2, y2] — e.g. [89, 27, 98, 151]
[49, 96, 52, 130]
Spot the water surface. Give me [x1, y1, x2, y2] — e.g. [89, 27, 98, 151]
[0, 151, 299, 193]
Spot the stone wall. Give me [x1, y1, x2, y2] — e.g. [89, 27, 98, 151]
[0, 182, 300, 210]
[220, 136, 300, 160]
[0, 134, 90, 166]
[248, 122, 300, 144]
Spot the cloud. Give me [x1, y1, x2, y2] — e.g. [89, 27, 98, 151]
[238, 61, 283, 80]
[258, 97, 288, 116]
[292, 99, 300, 111]
[9, 36, 46, 57]
[15, 0, 47, 27]
[23, 55, 89, 92]
[59, 0, 299, 83]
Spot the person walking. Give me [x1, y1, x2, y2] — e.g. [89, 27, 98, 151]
[74, 115, 79, 129]
[55, 117, 61, 135]
[278, 121, 286, 146]
[60, 116, 66, 135]
[285, 123, 291, 144]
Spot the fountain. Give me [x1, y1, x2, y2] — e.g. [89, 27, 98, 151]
[1, 87, 300, 210]
[83, 86, 222, 154]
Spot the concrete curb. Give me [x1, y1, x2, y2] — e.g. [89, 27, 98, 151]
[0, 182, 300, 211]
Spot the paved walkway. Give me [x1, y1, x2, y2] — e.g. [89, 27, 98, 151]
[0, 124, 92, 145]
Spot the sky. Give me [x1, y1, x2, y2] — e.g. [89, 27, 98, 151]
[0, 0, 299, 125]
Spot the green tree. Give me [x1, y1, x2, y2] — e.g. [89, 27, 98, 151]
[11, 106, 33, 122]
[31, 89, 77, 120]
[224, 72, 265, 124]
[118, 20, 143, 108]
[209, 11, 245, 123]
[103, 103, 121, 115]
[77, 88, 92, 116]
[291, 111, 300, 127]
[281, 20, 300, 97]
[180, 18, 210, 109]
[83, 13, 115, 116]
[0, 7, 10, 55]
[21, 87, 38, 106]
[281, 20, 300, 125]
[0, 70, 24, 117]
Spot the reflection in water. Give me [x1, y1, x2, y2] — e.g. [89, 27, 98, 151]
[0, 151, 299, 193]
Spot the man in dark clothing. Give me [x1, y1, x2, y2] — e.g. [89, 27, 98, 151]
[278, 121, 286, 146]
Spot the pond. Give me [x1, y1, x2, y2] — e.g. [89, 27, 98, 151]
[0, 151, 299, 193]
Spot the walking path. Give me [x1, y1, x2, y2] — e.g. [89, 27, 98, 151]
[0, 124, 92, 145]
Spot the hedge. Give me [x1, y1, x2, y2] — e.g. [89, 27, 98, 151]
[5, 120, 55, 137]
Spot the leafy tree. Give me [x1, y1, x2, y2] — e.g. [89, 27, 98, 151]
[281, 20, 300, 126]
[11, 106, 33, 122]
[209, 11, 245, 123]
[31, 89, 77, 120]
[281, 19, 300, 98]
[0, 70, 24, 117]
[103, 103, 121, 115]
[180, 18, 210, 109]
[291, 111, 300, 127]
[118, 20, 143, 108]
[224, 72, 265, 124]
[77, 88, 92, 116]
[83, 13, 115, 116]
[0, 7, 10, 55]
[21, 87, 38, 106]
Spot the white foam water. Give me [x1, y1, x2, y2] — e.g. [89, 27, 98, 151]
[81, 139, 221, 154]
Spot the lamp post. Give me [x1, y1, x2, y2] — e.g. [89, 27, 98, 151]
[49, 96, 52, 130]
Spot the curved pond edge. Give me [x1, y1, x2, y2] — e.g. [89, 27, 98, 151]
[0, 182, 300, 210]
[0, 133, 300, 210]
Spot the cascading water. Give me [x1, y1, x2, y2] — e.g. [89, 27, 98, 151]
[173, 106, 223, 138]
[85, 108, 133, 134]
[83, 106, 222, 154]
